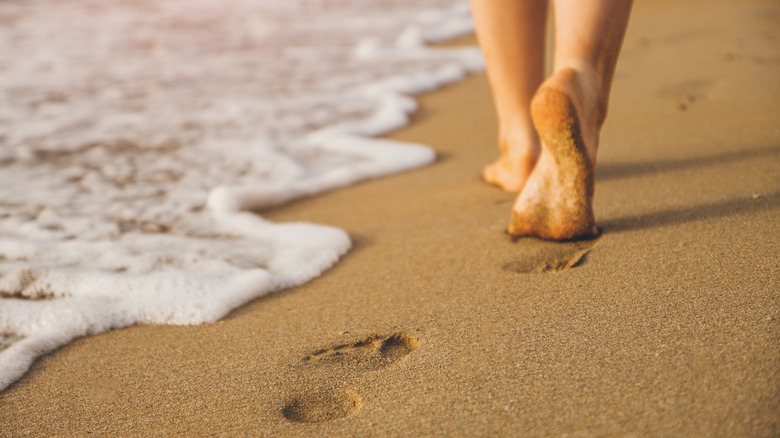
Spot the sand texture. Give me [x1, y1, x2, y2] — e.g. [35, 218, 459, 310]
[1, 0, 778, 436]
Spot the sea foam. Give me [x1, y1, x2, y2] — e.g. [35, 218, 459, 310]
[0, 0, 482, 390]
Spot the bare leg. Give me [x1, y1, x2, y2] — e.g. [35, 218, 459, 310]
[469, 0, 547, 192]
[508, 0, 632, 240]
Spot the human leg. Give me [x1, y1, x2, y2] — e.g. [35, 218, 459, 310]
[508, 0, 632, 240]
[469, 0, 547, 192]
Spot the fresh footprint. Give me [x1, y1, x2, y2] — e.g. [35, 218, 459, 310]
[282, 390, 362, 423]
[282, 333, 419, 423]
[304, 333, 419, 370]
[503, 238, 599, 274]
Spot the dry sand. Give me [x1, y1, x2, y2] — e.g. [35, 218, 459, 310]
[1, 0, 778, 435]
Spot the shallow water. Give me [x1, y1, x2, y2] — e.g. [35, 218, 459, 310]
[0, 0, 482, 390]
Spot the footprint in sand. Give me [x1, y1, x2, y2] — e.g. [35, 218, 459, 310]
[503, 238, 599, 274]
[282, 389, 363, 423]
[657, 78, 712, 112]
[283, 333, 418, 423]
[304, 332, 419, 370]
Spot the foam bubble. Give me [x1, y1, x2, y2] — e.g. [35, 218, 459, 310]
[0, 0, 480, 390]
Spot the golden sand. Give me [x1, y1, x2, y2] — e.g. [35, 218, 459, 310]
[1, 0, 778, 435]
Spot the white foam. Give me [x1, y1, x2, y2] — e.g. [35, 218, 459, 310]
[0, 0, 482, 391]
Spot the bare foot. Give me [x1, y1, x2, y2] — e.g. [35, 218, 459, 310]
[482, 133, 540, 192]
[507, 68, 602, 241]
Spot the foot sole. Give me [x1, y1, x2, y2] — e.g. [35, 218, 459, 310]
[508, 85, 598, 241]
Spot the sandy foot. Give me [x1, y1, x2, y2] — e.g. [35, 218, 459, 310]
[508, 73, 600, 241]
[482, 141, 539, 193]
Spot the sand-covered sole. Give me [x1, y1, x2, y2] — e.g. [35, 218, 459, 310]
[508, 85, 599, 241]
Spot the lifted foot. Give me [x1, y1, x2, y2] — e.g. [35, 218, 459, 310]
[508, 73, 599, 241]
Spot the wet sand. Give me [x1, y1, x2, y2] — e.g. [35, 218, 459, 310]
[1, 0, 778, 435]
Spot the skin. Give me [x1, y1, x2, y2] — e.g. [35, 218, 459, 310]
[469, 0, 633, 240]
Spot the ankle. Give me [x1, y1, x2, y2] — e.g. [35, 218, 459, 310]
[542, 66, 605, 165]
[499, 129, 541, 160]
[552, 65, 608, 127]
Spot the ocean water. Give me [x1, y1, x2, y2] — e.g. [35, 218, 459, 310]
[0, 0, 482, 390]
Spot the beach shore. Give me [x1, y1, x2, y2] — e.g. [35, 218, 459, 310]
[1, 0, 778, 435]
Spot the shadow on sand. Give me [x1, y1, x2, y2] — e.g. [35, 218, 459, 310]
[597, 146, 779, 180]
[600, 192, 779, 234]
